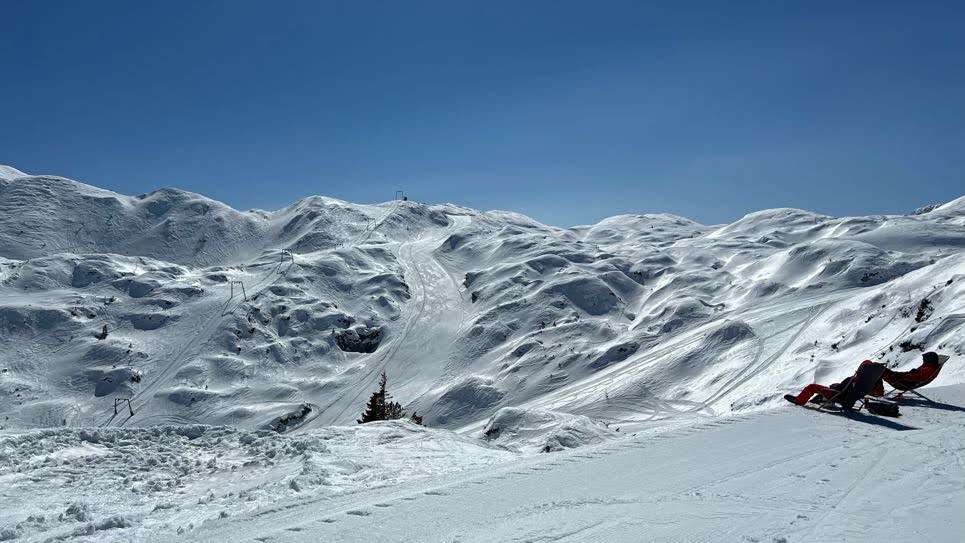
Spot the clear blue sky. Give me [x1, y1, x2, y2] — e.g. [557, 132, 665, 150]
[2, 1, 963, 226]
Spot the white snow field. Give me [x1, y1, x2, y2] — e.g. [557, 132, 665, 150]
[1, 165, 964, 541]
[4, 389, 965, 542]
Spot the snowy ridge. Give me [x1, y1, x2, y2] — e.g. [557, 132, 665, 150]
[0, 165, 27, 181]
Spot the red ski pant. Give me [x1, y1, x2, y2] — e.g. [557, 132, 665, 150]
[790, 384, 836, 405]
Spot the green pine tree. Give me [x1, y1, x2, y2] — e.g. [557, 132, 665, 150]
[356, 372, 423, 425]
[357, 372, 387, 423]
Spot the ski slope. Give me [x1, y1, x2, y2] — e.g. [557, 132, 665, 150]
[305, 213, 474, 427]
[1, 164, 964, 541]
[197, 386, 965, 543]
[4, 385, 964, 542]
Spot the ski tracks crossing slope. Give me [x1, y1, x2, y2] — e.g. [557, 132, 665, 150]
[312, 214, 471, 426]
[106, 254, 290, 427]
[192, 386, 965, 543]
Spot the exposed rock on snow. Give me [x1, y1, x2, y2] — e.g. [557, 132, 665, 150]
[334, 326, 383, 353]
[912, 203, 942, 215]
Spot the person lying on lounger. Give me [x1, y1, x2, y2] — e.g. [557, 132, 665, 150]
[784, 359, 886, 408]
[880, 351, 949, 400]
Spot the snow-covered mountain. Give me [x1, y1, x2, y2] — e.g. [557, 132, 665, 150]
[1, 166, 963, 433]
[2, 165, 964, 541]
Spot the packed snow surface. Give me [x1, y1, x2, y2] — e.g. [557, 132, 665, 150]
[1, 165, 964, 541]
[4, 388, 965, 542]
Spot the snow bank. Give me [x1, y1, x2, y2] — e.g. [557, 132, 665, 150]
[0, 422, 513, 541]
[481, 407, 621, 453]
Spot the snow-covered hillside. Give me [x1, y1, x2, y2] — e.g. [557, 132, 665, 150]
[1, 165, 964, 541]
[2, 166, 962, 433]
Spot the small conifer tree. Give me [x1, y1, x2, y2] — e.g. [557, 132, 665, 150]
[357, 372, 387, 423]
[384, 398, 404, 420]
[357, 372, 423, 425]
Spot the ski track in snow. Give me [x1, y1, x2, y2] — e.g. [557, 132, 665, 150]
[308, 213, 470, 427]
[181, 386, 965, 543]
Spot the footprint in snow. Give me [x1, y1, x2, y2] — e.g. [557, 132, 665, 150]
[424, 490, 448, 496]
[374, 503, 392, 508]
[346, 510, 371, 516]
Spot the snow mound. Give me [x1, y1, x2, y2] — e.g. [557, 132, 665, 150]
[481, 406, 620, 453]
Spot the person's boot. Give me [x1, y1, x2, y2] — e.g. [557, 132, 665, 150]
[783, 394, 799, 405]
